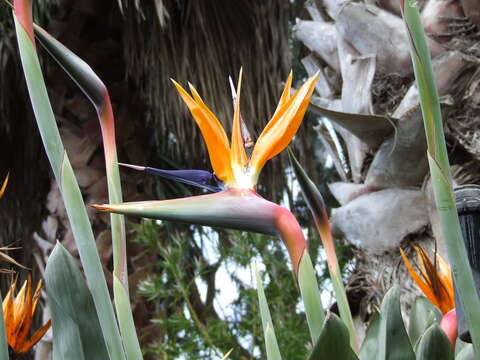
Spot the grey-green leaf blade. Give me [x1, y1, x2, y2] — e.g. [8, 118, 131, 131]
[255, 266, 282, 360]
[359, 312, 380, 360]
[308, 312, 358, 360]
[377, 286, 415, 360]
[0, 292, 8, 360]
[13, 12, 125, 360]
[409, 296, 442, 348]
[415, 324, 454, 360]
[45, 243, 109, 360]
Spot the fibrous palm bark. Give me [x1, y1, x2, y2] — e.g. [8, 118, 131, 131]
[295, 0, 480, 333]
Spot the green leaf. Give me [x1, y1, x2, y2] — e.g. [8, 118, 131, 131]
[308, 312, 358, 360]
[401, 1, 480, 356]
[298, 252, 325, 344]
[408, 296, 442, 348]
[415, 324, 454, 360]
[13, 13, 125, 360]
[33, 24, 106, 110]
[32, 22, 141, 359]
[0, 292, 9, 360]
[255, 266, 282, 360]
[377, 286, 415, 360]
[359, 313, 380, 360]
[114, 276, 143, 360]
[60, 156, 126, 359]
[45, 243, 109, 360]
[288, 149, 356, 350]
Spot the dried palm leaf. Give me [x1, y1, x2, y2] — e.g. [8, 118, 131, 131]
[328, 182, 370, 205]
[314, 121, 348, 182]
[366, 51, 477, 188]
[333, 2, 443, 76]
[301, 55, 334, 99]
[310, 99, 396, 149]
[294, 19, 340, 71]
[461, 0, 480, 28]
[365, 107, 428, 188]
[331, 188, 429, 253]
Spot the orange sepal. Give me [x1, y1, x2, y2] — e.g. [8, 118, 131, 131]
[31, 280, 42, 316]
[14, 277, 33, 351]
[17, 319, 51, 354]
[2, 282, 16, 346]
[12, 279, 29, 336]
[172, 80, 233, 184]
[430, 249, 454, 296]
[250, 72, 318, 178]
[412, 245, 454, 314]
[230, 69, 248, 181]
[400, 247, 454, 314]
[271, 71, 293, 119]
[400, 248, 441, 310]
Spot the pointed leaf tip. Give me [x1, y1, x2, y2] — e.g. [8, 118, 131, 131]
[32, 24, 107, 111]
[287, 150, 337, 273]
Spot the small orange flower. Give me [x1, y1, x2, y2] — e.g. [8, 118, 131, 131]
[400, 245, 454, 314]
[2, 277, 51, 354]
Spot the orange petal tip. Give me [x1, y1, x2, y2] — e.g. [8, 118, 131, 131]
[0, 172, 9, 199]
[89, 204, 112, 211]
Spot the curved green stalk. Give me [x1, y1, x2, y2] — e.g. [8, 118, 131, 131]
[288, 149, 357, 351]
[32, 24, 141, 358]
[298, 252, 325, 343]
[12, 4, 125, 359]
[255, 265, 282, 360]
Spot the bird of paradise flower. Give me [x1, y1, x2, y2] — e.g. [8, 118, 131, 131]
[400, 245, 454, 314]
[93, 70, 329, 341]
[93, 70, 319, 275]
[3, 277, 51, 354]
[401, 245, 457, 347]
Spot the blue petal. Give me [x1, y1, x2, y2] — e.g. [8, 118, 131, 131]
[145, 168, 223, 192]
[119, 163, 223, 192]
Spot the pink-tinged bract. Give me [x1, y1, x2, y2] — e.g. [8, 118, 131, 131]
[440, 309, 458, 349]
